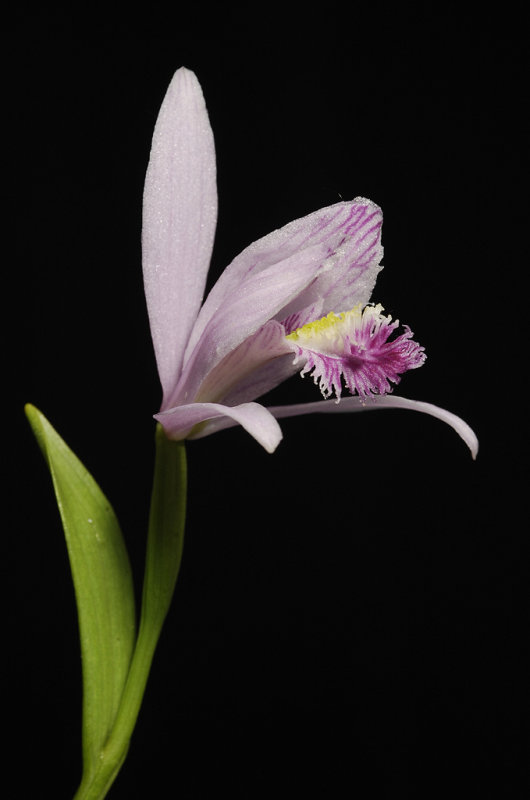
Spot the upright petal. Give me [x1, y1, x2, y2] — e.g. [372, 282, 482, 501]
[184, 199, 382, 363]
[174, 200, 383, 407]
[142, 68, 217, 405]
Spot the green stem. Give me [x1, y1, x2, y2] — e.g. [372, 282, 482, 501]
[74, 427, 187, 800]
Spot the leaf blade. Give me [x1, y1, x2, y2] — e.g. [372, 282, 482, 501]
[25, 404, 136, 780]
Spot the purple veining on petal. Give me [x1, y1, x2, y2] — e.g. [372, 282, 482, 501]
[282, 309, 313, 335]
[285, 205, 348, 248]
[276, 200, 384, 331]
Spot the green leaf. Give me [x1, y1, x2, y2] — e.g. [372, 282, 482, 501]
[25, 404, 136, 785]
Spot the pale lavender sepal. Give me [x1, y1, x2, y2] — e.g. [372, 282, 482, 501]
[142, 68, 217, 407]
[188, 395, 478, 457]
[268, 395, 479, 459]
[155, 400, 283, 453]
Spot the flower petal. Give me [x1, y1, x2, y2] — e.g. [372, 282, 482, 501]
[194, 320, 294, 404]
[172, 247, 326, 406]
[279, 198, 384, 331]
[221, 352, 299, 407]
[267, 395, 478, 458]
[155, 401, 283, 453]
[142, 68, 217, 405]
[174, 199, 383, 407]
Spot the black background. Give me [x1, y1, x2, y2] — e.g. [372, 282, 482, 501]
[8, 8, 528, 798]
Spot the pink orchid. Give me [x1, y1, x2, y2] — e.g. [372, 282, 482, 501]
[142, 68, 477, 458]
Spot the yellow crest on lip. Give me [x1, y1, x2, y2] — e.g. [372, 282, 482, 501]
[286, 303, 384, 345]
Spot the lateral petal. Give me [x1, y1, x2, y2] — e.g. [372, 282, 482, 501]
[142, 68, 217, 405]
[155, 401, 283, 453]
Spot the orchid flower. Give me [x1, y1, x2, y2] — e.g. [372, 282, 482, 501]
[143, 68, 477, 458]
[24, 66, 479, 800]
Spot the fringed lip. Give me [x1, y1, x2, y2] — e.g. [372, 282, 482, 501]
[286, 304, 426, 400]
